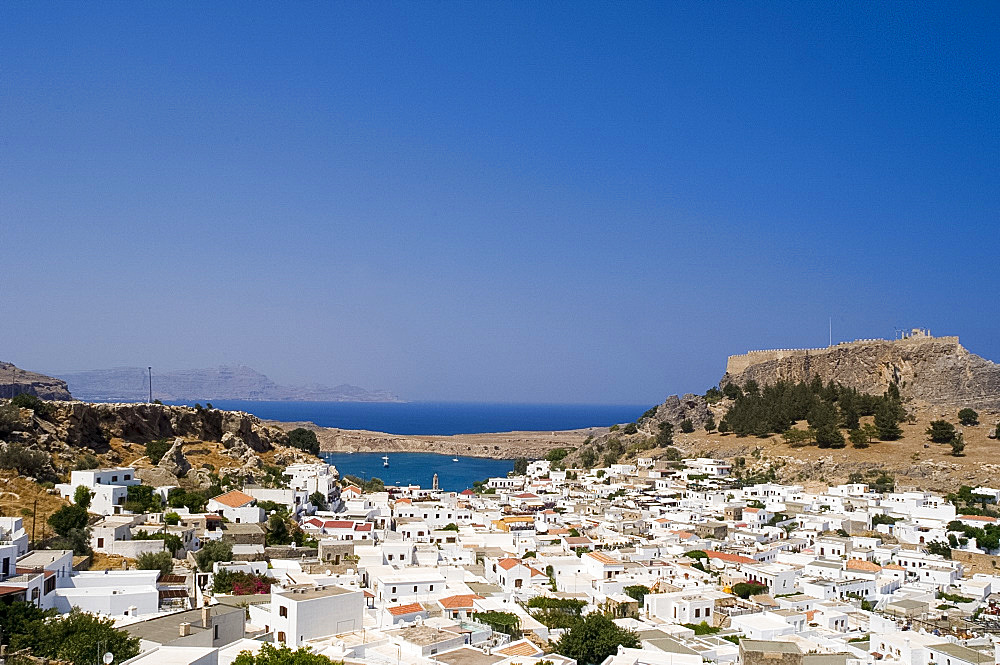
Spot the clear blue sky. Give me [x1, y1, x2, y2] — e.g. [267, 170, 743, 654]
[2, 3, 997, 404]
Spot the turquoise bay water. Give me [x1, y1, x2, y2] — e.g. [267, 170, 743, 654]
[179, 401, 649, 490]
[320, 452, 513, 491]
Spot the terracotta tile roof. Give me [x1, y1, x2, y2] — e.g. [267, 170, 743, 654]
[498, 558, 522, 571]
[959, 515, 997, 522]
[884, 564, 906, 571]
[705, 550, 756, 565]
[496, 640, 542, 657]
[438, 594, 483, 610]
[343, 486, 362, 494]
[847, 559, 882, 572]
[395, 498, 411, 504]
[564, 536, 592, 545]
[387, 602, 425, 616]
[210, 490, 255, 508]
[460, 489, 476, 496]
[354, 523, 372, 531]
[585, 551, 621, 565]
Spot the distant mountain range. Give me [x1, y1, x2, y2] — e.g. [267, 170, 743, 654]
[54, 365, 401, 403]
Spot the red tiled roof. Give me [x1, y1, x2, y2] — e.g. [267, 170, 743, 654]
[498, 558, 522, 571]
[354, 523, 372, 531]
[705, 550, 756, 565]
[387, 602, 425, 616]
[210, 490, 255, 508]
[438, 594, 483, 610]
[959, 515, 997, 522]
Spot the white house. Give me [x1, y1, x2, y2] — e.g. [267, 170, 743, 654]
[206, 490, 265, 524]
[57, 468, 140, 516]
[249, 585, 363, 647]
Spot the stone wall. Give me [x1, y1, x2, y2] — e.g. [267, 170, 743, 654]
[949, 549, 1000, 576]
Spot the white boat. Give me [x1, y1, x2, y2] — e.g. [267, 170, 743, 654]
[452, 458, 459, 462]
[382, 455, 389, 467]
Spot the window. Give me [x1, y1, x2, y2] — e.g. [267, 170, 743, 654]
[214, 625, 219, 640]
[124, 474, 130, 480]
[705, 608, 711, 617]
[112, 476, 118, 482]
[277, 632, 286, 643]
[279, 606, 288, 618]
[413, 586, 417, 592]
[695, 608, 701, 618]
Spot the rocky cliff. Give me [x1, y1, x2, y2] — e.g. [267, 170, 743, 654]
[1, 400, 289, 478]
[57, 365, 400, 403]
[722, 334, 1000, 409]
[0, 362, 73, 400]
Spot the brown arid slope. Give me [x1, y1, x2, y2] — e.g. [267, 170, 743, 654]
[626, 403, 1000, 494]
[268, 420, 597, 460]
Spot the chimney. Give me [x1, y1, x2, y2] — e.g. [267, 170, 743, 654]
[202, 605, 211, 628]
[179, 622, 191, 637]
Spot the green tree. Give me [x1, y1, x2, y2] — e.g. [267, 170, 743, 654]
[546, 448, 568, 462]
[164, 511, 181, 525]
[679, 419, 694, 433]
[125, 484, 161, 513]
[49, 504, 88, 536]
[266, 514, 292, 546]
[133, 529, 183, 555]
[513, 457, 528, 475]
[926, 420, 957, 444]
[553, 613, 640, 665]
[849, 428, 868, 448]
[0, 600, 51, 646]
[958, 408, 979, 426]
[579, 448, 597, 468]
[623, 584, 650, 604]
[73, 485, 93, 509]
[195, 539, 233, 571]
[136, 551, 174, 576]
[309, 492, 327, 511]
[655, 421, 674, 447]
[717, 419, 730, 434]
[722, 383, 742, 400]
[704, 415, 716, 432]
[235, 644, 339, 665]
[9, 608, 141, 665]
[874, 401, 903, 440]
[286, 428, 320, 456]
[950, 433, 966, 457]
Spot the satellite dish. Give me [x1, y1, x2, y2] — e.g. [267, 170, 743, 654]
[103, 653, 114, 665]
[325, 569, 332, 576]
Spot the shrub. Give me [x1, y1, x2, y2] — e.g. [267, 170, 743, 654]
[623, 423, 638, 435]
[125, 485, 161, 513]
[136, 551, 173, 576]
[195, 539, 233, 571]
[212, 568, 271, 595]
[0, 443, 49, 477]
[74, 453, 100, 470]
[146, 438, 172, 465]
[732, 581, 768, 598]
[927, 420, 957, 444]
[11, 393, 51, 417]
[958, 408, 979, 426]
[680, 419, 694, 433]
[553, 613, 639, 665]
[164, 512, 180, 525]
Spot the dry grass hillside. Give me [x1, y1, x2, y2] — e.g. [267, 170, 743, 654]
[648, 404, 1000, 493]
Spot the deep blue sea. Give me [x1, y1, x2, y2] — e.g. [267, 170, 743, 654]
[179, 400, 649, 436]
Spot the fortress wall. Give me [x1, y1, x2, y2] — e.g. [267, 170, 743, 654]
[724, 335, 961, 377]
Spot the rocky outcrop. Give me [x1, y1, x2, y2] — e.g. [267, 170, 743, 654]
[0, 362, 73, 400]
[641, 394, 712, 430]
[0, 400, 288, 477]
[43, 401, 283, 452]
[722, 334, 1000, 409]
[157, 437, 191, 477]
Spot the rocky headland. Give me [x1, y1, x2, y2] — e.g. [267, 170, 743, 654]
[0, 361, 73, 400]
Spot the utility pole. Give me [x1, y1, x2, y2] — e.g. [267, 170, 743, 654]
[31, 497, 37, 547]
[148, 366, 153, 403]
